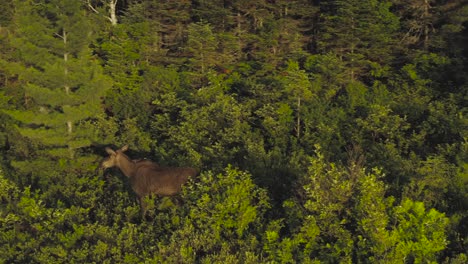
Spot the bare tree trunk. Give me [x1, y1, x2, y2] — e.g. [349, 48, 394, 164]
[67, 121, 73, 134]
[63, 29, 70, 95]
[62, 28, 72, 135]
[109, 0, 118, 26]
[237, 12, 243, 57]
[86, 0, 118, 26]
[423, 0, 430, 50]
[296, 97, 301, 139]
[350, 16, 355, 81]
[63, 28, 73, 158]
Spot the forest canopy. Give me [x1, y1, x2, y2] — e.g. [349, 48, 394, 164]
[1, 0, 467, 263]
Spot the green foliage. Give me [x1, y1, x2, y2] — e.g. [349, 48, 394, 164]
[1, 0, 466, 262]
[155, 167, 270, 263]
[152, 79, 254, 168]
[1, 169, 104, 263]
[391, 199, 449, 263]
[317, 0, 399, 81]
[187, 22, 219, 75]
[4, 0, 111, 160]
[268, 149, 450, 263]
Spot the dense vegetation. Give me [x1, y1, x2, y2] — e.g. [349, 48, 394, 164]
[1, 0, 467, 262]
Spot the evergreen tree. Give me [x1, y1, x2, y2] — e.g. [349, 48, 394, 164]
[99, 19, 155, 126]
[0, 0, 466, 262]
[2, 0, 111, 193]
[186, 22, 218, 76]
[192, 0, 233, 31]
[281, 60, 313, 139]
[317, 0, 399, 82]
[393, 0, 437, 51]
[127, 0, 191, 64]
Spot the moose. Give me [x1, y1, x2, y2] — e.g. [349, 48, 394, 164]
[100, 145, 198, 216]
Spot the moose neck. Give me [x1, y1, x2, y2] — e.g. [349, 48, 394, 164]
[117, 153, 136, 178]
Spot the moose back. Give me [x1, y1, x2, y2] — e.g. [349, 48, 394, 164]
[100, 145, 197, 215]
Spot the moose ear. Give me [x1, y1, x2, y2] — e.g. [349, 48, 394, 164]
[121, 145, 129, 152]
[105, 147, 116, 155]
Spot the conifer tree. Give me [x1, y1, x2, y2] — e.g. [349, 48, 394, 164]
[5, 0, 111, 160]
[317, 0, 399, 81]
[187, 22, 218, 75]
[282, 60, 313, 139]
[128, 0, 191, 64]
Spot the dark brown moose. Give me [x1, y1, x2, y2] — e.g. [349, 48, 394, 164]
[100, 145, 197, 215]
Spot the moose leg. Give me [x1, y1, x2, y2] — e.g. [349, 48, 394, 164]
[138, 196, 147, 217]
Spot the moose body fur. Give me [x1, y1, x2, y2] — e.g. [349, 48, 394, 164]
[130, 165, 197, 196]
[101, 145, 197, 215]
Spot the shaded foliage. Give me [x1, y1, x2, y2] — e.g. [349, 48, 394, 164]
[1, 0, 467, 262]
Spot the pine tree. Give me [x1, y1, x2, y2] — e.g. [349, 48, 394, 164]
[281, 60, 313, 139]
[393, 0, 437, 51]
[4, 0, 111, 160]
[317, 0, 399, 81]
[187, 22, 218, 75]
[128, 0, 191, 64]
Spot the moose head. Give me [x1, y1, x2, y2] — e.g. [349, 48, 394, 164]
[100, 145, 198, 216]
[101, 145, 132, 174]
